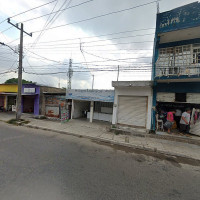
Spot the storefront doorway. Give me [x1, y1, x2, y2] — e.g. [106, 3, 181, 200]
[7, 96, 16, 111]
[0, 96, 4, 111]
[156, 102, 200, 136]
[23, 96, 35, 113]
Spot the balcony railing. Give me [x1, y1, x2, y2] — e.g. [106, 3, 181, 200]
[155, 65, 200, 77]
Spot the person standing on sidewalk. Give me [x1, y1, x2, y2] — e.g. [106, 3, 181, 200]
[180, 108, 191, 134]
[165, 110, 175, 134]
[175, 109, 182, 129]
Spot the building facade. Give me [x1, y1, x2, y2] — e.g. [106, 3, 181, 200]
[66, 89, 114, 123]
[152, 2, 200, 136]
[0, 84, 65, 117]
[0, 84, 17, 111]
[112, 81, 153, 132]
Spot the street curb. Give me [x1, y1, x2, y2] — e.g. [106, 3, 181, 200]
[110, 128, 200, 146]
[23, 124, 200, 162]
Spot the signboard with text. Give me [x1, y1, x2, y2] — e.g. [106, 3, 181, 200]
[24, 88, 36, 94]
[66, 89, 114, 102]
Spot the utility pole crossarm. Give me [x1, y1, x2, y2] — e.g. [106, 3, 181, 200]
[7, 18, 32, 37]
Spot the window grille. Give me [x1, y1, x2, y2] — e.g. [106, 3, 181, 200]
[156, 44, 200, 76]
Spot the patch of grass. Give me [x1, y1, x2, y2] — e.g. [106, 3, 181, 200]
[34, 115, 47, 120]
[111, 125, 117, 129]
[114, 130, 120, 135]
[7, 118, 30, 126]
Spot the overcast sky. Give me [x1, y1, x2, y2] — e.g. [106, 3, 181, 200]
[0, 0, 197, 89]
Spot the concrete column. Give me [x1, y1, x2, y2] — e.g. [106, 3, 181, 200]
[4, 96, 7, 111]
[41, 94, 45, 115]
[71, 100, 74, 119]
[112, 104, 117, 125]
[34, 95, 40, 116]
[151, 85, 157, 131]
[90, 101, 94, 123]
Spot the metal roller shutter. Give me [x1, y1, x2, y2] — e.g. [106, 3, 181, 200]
[117, 96, 147, 127]
[157, 92, 175, 102]
[45, 106, 59, 118]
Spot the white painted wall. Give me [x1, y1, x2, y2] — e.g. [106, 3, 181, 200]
[87, 112, 112, 122]
[101, 107, 113, 114]
[112, 86, 153, 130]
[73, 100, 90, 118]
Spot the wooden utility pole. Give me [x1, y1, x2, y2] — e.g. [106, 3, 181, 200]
[8, 19, 32, 119]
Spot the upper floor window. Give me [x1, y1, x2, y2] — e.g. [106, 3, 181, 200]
[156, 44, 200, 76]
[193, 46, 200, 64]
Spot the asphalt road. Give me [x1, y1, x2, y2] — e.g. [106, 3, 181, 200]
[0, 121, 200, 200]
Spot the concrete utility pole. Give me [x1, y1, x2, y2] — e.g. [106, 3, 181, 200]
[8, 18, 32, 120]
[92, 74, 94, 90]
[67, 58, 73, 89]
[156, 0, 160, 13]
[117, 65, 119, 81]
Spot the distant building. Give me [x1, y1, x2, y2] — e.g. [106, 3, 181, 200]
[66, 89, 114, 122]
[0, 84, 65, 117]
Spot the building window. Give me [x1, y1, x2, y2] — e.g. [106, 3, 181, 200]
[193, 48, 200, 64]
[156, 44, 200, 76]
[175, 93, 186, 102]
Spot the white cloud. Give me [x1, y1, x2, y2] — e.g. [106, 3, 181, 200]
[0, 0, 196, 88]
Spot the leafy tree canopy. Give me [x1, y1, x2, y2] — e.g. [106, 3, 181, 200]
[5, 78, 33, 84]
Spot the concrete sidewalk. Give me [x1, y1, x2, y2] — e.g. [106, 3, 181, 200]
[0, 112, 200, 161]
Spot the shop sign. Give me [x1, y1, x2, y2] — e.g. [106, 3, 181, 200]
[24, 88, 35, 94]
[66, 89, 114, 102]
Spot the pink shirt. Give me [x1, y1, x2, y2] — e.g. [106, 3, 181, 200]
[167, 112, 174, 122]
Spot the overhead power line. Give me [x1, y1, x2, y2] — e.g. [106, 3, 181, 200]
[23, 0, 95, 23]
[81, 49, 148, 64]
[26, 40, 154, 50]
[31, 0, 160, 33]
[0, 70, 16, 75]
[25, 49, 152, 65]
[24, 33, 154, 47]
[23, 62, 152, 68]
[24, 27, 155, 46]
[30, 0, 60, 48]
[24, 68, 151, 75]
[0, 0, 57, 25]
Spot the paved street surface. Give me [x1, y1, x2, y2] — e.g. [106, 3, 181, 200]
[0, 121, 200, 200]
[1, 113, 200, 161]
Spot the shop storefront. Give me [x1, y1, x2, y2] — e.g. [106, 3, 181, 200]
[112, 81, 153, 132]
[66, 89, 114, 123]
[0, 84, 17, 111]
[22, 84, 40, 115]
[154, 82, 200, 136]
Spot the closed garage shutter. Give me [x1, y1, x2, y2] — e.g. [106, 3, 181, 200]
[45, 106, 59, 118]
[117, 96, 147, 127]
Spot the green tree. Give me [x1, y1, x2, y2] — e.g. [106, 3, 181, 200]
[5, 78, 33, 84]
